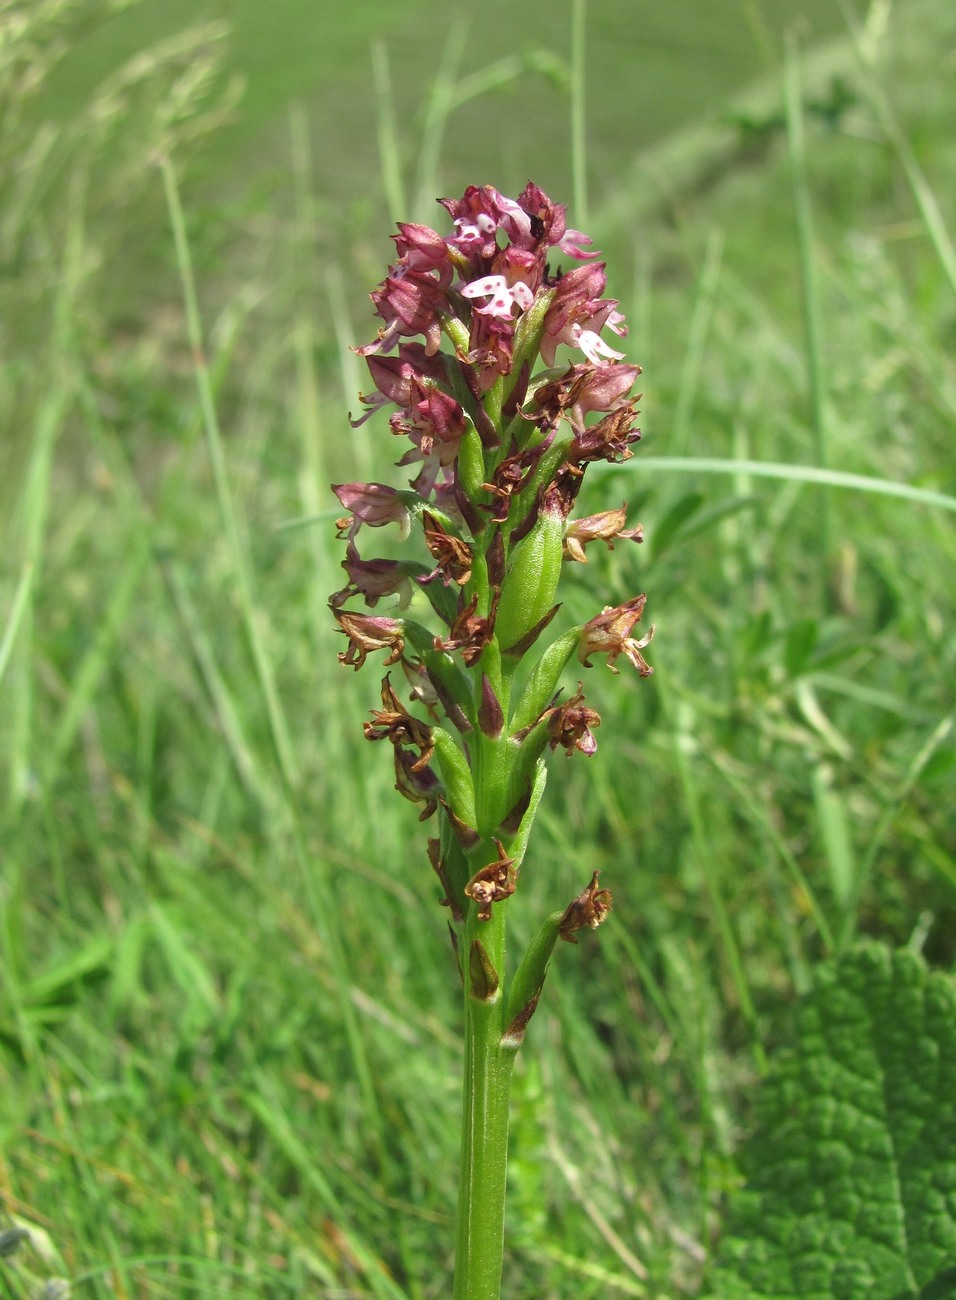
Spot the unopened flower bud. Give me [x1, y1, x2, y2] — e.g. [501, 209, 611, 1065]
[478, 674, 504, 738]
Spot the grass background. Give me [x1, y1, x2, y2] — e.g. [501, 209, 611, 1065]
[1, 0, 955, 1296]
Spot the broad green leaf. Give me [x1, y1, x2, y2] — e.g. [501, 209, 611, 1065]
[710, 944, 956, 1300]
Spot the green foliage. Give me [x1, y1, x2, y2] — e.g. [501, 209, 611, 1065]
[710, 944, 956, 1300]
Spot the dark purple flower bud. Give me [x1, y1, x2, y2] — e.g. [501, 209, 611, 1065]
[365, 267, 448, 357]
[393, 222, 453, 281]
[478, 674, 504, 738]
[362, 346, 448, 406]
[510, 180, 597, 261]
[511, 181, 564, 249]
[440, 185, 502, 262]
[465, 313, 515, 391]
[486, 528, 505, 589]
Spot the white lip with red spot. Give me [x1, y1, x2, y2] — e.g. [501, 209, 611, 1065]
[460, 274, 535, 319]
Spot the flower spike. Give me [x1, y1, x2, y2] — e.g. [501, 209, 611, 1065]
[330, 181, 657, 1298]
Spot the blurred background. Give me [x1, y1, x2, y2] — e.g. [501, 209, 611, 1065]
[2, 1, 955, 1296]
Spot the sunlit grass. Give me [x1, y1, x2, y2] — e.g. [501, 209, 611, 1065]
[1, 1, 955, 1296]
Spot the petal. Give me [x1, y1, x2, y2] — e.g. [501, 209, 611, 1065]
[574, 327, 626, 365]
[461, 274, 509, 300]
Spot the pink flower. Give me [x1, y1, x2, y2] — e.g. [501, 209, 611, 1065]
[393, 223, 453, 281]
[390, 384, 467, 495]
[330, 540, 416, 609]
[540, 264, 627, 368]
[363, 267, 448, 357]
[332, 483, 412, 540]
[440, 185, 503, 261]
[556, 227, 598, 260]
[464, 312, 515, 392]
[574, 328, 626, 366]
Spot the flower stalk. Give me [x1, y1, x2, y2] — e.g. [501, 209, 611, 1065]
[331, 182, 653, 1297]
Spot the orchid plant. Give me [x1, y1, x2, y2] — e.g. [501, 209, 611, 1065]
[331, 182, 652, 1299]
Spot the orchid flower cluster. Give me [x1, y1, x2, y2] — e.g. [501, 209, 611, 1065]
[331, 181, 652, 996]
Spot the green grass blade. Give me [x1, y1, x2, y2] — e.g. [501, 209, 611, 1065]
[160, 154, 300, 793]
[371, 39, 407, 224]
[672, 230, 723, 457]
[42, 535, 153, 790]
[784, 33, 830, 569]
[838, 711, 956, 951]
[842, 0, 956, 299]
[609, 456, 956, 514]
[570, 0, 588, 228]
[0, 563, 33, 689]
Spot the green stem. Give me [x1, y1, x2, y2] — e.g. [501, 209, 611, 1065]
[453, 899, 515, 1300]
